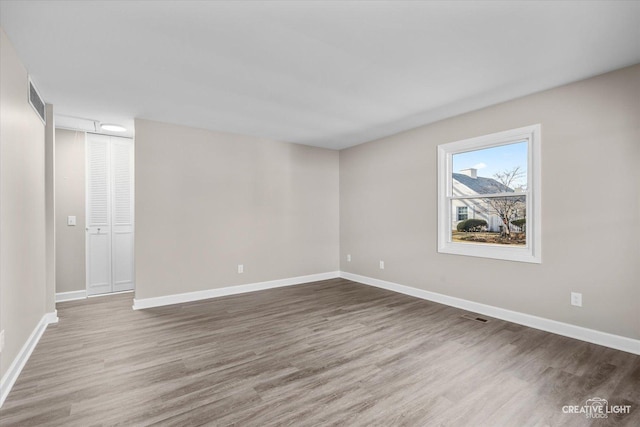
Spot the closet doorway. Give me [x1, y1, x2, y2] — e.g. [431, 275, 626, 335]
[86, 133, 134, 296]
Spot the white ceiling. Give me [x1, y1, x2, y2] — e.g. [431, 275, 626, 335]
[2, 1, 639, 149]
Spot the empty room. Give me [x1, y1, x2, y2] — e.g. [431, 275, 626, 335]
[1, 1, 639, 426]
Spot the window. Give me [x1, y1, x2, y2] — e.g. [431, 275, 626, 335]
[457, 206, 468, 221]
[437, 124, 541, 263]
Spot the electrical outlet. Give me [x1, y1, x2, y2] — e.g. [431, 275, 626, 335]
[347, 254, 351, 262]
[571, 292, 582, 307]
[379, 260, 385, 269]
[0, 330, 5, 353]
[237, 264, 244, 274]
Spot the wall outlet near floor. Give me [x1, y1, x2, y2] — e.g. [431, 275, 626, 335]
[347, 254, 351, 262]
[237, 264, 244, 274]
[379, 260, 385, 269]
[0, 329, 4, 353]
[571, 292, 582, 307]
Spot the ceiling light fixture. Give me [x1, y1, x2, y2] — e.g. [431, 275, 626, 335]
[100, 123, 126, 132]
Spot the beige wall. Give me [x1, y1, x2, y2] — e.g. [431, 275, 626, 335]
[45, 104, 56, 312]
[340, 64, 640, 340]
[135, 119, 340, 299]
[54, 129, 86, 293]
[0, 28, 47, 378]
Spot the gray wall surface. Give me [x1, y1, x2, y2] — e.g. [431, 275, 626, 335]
[135, 119, 340, 299]
[340, 64, 640, 340]
[0, 28, 47, 379]
[54, 129, 86, 293]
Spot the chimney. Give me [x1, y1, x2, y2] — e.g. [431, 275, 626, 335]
[459, 168, 477, 179]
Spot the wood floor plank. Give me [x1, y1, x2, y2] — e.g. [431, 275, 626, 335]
[1, 278, 638, 426]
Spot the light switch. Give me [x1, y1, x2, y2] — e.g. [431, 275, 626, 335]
[67, 216, 76, 226]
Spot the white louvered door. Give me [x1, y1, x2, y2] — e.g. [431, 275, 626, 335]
[86, 134, 112, 295]
[86, 134, 134, 296]
[110, 137, 134, 292]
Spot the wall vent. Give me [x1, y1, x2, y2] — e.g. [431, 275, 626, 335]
[461, 314, 489, 323]
[28, 77, 46, 124]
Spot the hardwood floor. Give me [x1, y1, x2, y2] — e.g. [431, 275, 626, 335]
[1, 278, 639, 426]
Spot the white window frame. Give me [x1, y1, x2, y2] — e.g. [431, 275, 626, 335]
[457, 206, 468, 221]
[437, 124, 541, 263]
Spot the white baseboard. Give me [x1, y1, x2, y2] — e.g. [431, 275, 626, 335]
[55, 290, 87, 302]
[88, 290, 134, 298]
[127, 269, 640, 354]
[132, 271, 341, 310]
[0, 311, 58, 408]
[340, 272, 640, 356]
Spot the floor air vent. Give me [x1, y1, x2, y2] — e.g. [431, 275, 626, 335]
[461, 314, 489, 323]
[28, 77, 46, 124]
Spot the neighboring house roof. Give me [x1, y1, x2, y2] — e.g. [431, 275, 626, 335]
[452, 173, 513, 194]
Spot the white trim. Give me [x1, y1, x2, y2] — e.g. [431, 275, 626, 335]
[55, 290, 87, 302]
[0, 311, 58, 408]
[340, 272, 640, 356]
[44, 311, 59, 324]
[437, 124, 541, 264]
[132, 271, 341, 310]
[88, 289, 134, 299]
